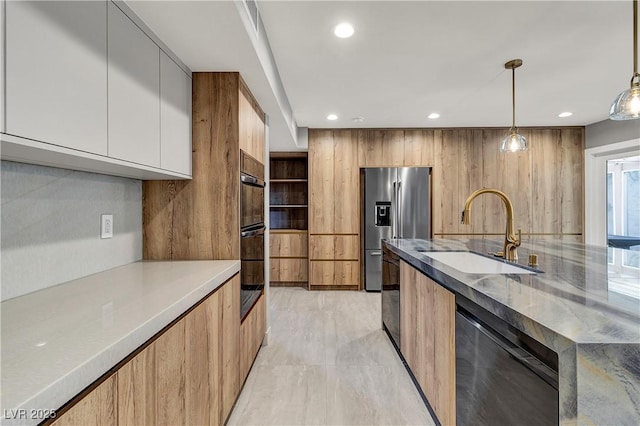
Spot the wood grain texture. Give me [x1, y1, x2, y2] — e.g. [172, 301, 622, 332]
[309, 235, 335, 260]
[117, 345, 156, 426]
[185, 302, 211, 426]
[309, 261, 334, 286]
[309, 130, 335, 233]
[399, 261, 455, 426]
[143, 72, 242, 260]
[220, 274, 241, 423]
[334, 235, 359, 260]
[155, 318, 186, 426]
[52, 375, 116, 426]
[240, 294, 265, 384]
[333, 261, 359, 286]
[333, 130, 359, 234]
[270, 258, 308, 281]
[270, 232, 308, 257]
[432, 281, 456, 426]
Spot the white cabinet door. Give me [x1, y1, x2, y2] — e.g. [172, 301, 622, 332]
[5, 1, 108, 155]
[160, 52, 192, 175]
[107, 2, 160, 168]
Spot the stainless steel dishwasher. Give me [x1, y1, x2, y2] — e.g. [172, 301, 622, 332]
[456, 296, 559, 426]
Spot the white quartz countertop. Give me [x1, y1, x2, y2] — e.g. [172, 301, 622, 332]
[1, 260, 240, 425]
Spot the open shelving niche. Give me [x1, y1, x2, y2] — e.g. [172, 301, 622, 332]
[269, 152, 308, 231]
[269, 152, 309, 288]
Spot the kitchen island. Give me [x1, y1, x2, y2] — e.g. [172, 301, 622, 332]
[1, 260, 240, 426]
[383, 238, 640, 425]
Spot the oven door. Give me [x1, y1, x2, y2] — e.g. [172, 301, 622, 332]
[241, 173, 265, 229]
[240, 225, 265, 320]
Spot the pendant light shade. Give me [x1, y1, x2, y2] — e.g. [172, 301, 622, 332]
[610, 0, 640, 120]
[500, 59, 527, 153]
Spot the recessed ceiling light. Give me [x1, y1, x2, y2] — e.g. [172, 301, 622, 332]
[353, 117, 364, 123]
[327, 114, 338, 121]
[428, 113, 440, 119]
[334, 23, 354, 38]
[558, 111, 573, 118]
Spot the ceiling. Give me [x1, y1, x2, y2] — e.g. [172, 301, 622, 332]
[127, 1, 634, 151]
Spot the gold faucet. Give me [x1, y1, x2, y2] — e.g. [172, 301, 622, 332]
[461, 189, 522, 262]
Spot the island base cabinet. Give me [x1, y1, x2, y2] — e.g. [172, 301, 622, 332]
[400, 261, 455, 426]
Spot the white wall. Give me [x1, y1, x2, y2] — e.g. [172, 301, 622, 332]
[1, 161, 142, 301]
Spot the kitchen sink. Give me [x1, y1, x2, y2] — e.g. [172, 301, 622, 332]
[417, 251, 537, 275]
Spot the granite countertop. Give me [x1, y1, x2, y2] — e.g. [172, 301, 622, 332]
[384, 238, 640, 425]
[1, 260, 240, 426]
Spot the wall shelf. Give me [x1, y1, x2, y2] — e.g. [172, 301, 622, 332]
[269, 152, 308, 230]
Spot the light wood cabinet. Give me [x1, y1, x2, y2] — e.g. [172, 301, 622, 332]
[240, 294, 266, 382]
[107, 1, 160, 168]
[400, 261, 455, 426]
[154, 317, 186, 425]
[270, 258, 308, 282]
[160, 51, 192, 176]
[117, 345, 156, 426]
[220, 274, 241, 422]
[239, 81, 266, 164]
[4, 0, 108, 155]
[52, 375, 116, 426]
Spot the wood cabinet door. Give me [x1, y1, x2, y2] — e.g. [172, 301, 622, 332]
[52, 375, 116, 426]
[309, 235, 335, 260]
[220, 275, 241, 423]
[270, 232, 308, 258]
[160, 51, 192, 175]
[333, 130, 359, 234]
[270, 258, 308, 282]
[118, 345, 157, 426]
[309, 261, 334, 286]
[400, 261, 455, 426]
[309, 130, 335, 233]
[5, 1, 108, 155]
[185, 301, 212, 426]
[155, 317, 186, 426]
[107, 1, 160, 167]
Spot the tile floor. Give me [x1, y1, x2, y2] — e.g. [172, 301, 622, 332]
[227, 287, 435, 426]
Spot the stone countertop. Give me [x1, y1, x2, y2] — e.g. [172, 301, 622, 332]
[1, 260, 240, 426]
[383, 238, 640, 425]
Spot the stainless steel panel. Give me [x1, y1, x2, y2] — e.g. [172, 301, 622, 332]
[397, 167, 431, 239]
[456, 309, 558, 426]
[364, 168, 394, 249]
[365, 249, 383, 291]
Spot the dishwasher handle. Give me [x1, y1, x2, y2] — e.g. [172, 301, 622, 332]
[456, 307, 558, 389]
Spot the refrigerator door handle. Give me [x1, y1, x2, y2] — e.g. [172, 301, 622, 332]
[392, 181, 397, 238]
[398, 180, 402, 238]
[370, 251, 382, 256]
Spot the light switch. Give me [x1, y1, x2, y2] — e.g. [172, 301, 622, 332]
[101, 214, 113, 239]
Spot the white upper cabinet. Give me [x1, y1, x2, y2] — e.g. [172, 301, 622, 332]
[107, 2, 160, 168]
[4, 1, 108, 155]
[160, 52, 192, 175]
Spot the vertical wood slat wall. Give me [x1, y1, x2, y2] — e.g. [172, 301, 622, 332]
[308, 127, 584, 289]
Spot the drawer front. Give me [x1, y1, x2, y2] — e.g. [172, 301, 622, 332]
[309, 235, 335, 260]
[309, 261, 334, 285]
[334, 235, 359, 260]
[334, 260, 359, 286]
[270, 232, 308, 258]
[270, 258, 308, 282]
[309, 235, 358, 260]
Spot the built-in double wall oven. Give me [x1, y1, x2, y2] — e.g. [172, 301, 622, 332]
[240, 151, 265, 320]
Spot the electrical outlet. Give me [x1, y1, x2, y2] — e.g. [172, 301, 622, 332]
[101, 214, 113, 239]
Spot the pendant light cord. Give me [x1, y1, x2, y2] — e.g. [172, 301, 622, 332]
[512, 67, 516, 130]
[634, 0, 638, 77]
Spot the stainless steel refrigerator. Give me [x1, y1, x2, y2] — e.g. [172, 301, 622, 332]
[363, 167, 431, 291]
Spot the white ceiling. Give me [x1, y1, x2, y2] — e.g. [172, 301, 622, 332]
[127, 1, 635, 151]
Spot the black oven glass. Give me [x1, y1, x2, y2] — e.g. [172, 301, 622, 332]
[240, 226, 264, 320]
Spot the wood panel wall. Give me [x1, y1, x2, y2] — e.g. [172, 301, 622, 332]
[310, 127, 584, 240]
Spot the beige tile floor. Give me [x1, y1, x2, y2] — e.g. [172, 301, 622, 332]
[227, 287, 435, 426]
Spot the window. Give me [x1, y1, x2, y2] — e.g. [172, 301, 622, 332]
[608, 156, 640, 270]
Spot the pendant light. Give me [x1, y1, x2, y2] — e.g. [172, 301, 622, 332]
[500, 59, 528, 153]
[610, 0, 640, 120]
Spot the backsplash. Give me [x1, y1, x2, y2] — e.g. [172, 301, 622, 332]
[1, 161, 142, 301]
